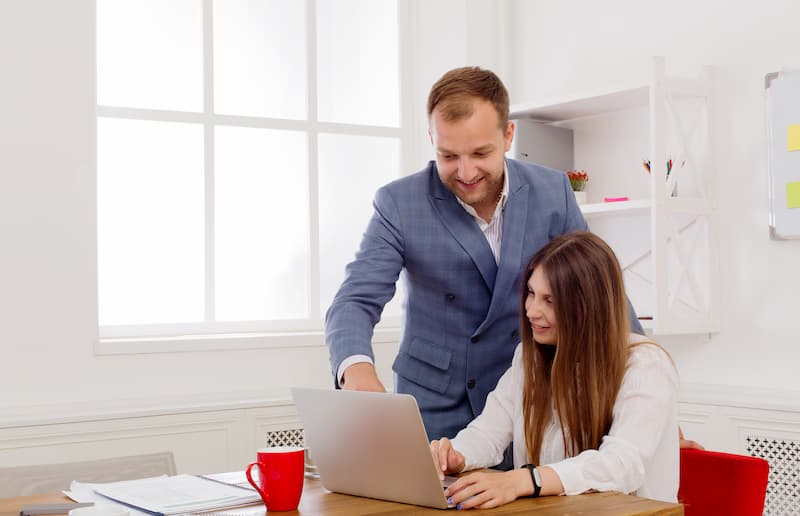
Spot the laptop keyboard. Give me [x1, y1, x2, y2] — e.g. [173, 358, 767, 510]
[442, 476, 458, 489]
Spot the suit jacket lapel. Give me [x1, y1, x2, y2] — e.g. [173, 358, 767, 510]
[429, 169, 497, 291]
[476, 168, 529, 335]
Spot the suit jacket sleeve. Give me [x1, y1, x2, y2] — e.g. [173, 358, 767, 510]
[325, 185, 405, 387]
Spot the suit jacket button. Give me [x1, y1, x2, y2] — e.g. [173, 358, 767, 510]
[446, 293, 455, 301]
[467, 379, 476, 389]
[470, 335, 480, 343]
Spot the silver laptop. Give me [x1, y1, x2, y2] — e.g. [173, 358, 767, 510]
[291, 387, 455, 509]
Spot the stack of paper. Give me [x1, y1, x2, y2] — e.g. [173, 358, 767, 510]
[199, 472, 255, 492]
[67, 477, 163, 516]
[68, 474, 261, 516]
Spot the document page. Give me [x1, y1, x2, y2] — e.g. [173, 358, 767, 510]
[199, 472, 255, 491]
[92, 474, 261, 515]
[66, 479, 160, 516]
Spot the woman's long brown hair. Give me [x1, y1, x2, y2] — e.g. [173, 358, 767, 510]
[521, 231, 631, 463]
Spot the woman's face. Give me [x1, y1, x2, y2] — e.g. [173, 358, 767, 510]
[525, 266, 557, 345]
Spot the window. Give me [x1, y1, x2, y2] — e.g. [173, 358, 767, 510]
[97, 0, 407, 341]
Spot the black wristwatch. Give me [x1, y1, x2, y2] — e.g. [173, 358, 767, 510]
[522, 464, 542, 498]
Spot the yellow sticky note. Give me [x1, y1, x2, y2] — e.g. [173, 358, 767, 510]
[788, 181, 800, 209]
[789, 124, 800, 151]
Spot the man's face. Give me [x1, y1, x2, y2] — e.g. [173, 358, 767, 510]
[429, 99, 514, 219]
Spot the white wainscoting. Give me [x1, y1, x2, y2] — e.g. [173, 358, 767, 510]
[0, 390, 302, 475]
[678, 382, 800, 453]
[679, 383, 800, 515]
[2, 383, 799, 512]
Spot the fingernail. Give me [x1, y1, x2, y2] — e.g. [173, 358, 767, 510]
[457, 503, 463, 510]
[447, 497, 453, 505]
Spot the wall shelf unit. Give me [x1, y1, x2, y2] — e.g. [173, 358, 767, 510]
[510, 57, 719, 335]
[579, 199, 652, 217]
[510, 85, 650, 122]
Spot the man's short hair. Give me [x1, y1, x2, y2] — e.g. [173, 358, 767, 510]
[427, 66, 510, 129]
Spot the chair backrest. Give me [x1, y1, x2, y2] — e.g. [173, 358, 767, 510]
[0, 451, 176, 498]
[678, 448, 769, 516]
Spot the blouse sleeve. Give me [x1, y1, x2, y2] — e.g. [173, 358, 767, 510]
[546, 345, 679, 495]
[450, 344, 522, 471]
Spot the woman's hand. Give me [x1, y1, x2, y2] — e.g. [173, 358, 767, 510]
[430, 437, 465, 480]
[444, 469, 531, 510]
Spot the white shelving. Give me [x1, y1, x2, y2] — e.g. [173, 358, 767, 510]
[579, 199, 652, 217]
[510, 57, 719, 335]
[510, 85, 649, 122]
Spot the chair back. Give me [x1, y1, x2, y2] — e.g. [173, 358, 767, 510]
[0, 451, 176, 497]
[678, 448, 769, 516]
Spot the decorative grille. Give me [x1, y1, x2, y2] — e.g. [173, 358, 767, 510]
[264, 428, 305, 448]
[747, 436, 800, 515]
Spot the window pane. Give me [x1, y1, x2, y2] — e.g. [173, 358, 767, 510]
[318, 134, 402, 317]
[98, 118, 205, 325]
[97, 0, 203, 111]
[213, 0, 307, 119]
[317, 0, 399, 127]
[215, 126, 309, 321]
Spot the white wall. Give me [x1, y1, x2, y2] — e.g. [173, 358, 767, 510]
[10, 0, 798, 466]
[0, 0, 323, 416]
[507, 0, 800, 392]
[406, 0, 511, 168]
[0, 0, 506, 428]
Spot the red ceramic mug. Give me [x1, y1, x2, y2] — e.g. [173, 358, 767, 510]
[245, 446, 305, 511]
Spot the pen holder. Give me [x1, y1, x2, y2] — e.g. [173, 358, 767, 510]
[304, 448, 319, 479]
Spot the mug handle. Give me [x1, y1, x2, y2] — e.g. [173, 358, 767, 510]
[245, 461, 270, 505]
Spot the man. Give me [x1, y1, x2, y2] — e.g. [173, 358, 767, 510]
[325, 66, 644, 442]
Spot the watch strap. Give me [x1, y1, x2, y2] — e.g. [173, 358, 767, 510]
[521, 463, 542, 498]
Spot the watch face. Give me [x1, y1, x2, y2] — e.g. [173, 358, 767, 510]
[532, 467, 542, 487]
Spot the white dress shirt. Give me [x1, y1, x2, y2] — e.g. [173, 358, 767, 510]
[454, 163, 509, 264]
[336, 164, 510, 384]
[450, 334, 679, 503]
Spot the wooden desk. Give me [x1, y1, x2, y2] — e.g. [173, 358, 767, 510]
[0, 478, 682, 515]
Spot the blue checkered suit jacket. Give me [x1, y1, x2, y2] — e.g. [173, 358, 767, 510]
[325, 158, 641, 441]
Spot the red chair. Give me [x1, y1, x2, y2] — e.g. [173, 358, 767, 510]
[678, 448, 770, 516]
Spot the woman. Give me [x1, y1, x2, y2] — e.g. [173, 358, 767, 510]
[431, 231, 678, 509]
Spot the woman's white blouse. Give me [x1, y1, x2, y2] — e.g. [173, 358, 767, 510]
[450, 334, 679, 503]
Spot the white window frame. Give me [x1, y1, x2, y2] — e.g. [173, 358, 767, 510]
[96, 0, 412, 353]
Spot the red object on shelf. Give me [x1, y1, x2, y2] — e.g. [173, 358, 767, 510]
[603, 196, 629, 202]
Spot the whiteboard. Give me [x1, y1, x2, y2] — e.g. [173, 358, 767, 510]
[766, 70, 800, 239]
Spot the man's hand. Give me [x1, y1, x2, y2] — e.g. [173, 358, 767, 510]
[679, 426, 705, 450]
[341, 362, 386, 392]
[430, 437, 465, 480]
